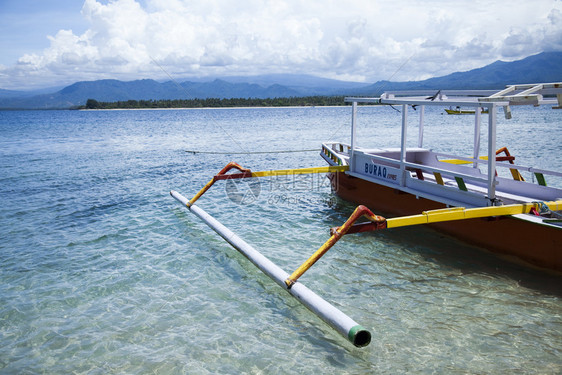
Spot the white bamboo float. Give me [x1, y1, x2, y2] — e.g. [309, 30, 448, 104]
[170, 190, 371, 347]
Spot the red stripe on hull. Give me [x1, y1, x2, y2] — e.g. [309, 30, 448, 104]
[330, 172, 562, 272]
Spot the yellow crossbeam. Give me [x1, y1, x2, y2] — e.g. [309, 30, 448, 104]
[250, 165, 348, 177]
[188, 162, 349, 206]
[386, 200, 562, 228]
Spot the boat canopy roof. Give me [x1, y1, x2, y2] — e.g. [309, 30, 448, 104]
[346, 82, 562, 108]
[343, 82, 562, 204]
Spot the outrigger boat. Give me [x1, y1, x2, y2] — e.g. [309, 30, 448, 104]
[445, 106, 489, 115]
[321, 83, 562, 272]
[171, 82, 561, 348]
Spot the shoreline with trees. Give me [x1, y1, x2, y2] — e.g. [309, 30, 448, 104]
[80, 96, 348, 110]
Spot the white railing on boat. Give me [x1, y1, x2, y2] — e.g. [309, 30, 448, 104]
[356, 151, 490, 186]
[321, 143, 350, 166]
[432, 151, 562, 179]
[431, 152, 562, 191]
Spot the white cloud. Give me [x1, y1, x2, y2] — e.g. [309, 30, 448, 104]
[0, 0, 561, 90]
[501, 8, 562, 57]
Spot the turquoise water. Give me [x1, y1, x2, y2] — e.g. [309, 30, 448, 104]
[0, 106, 561, 374]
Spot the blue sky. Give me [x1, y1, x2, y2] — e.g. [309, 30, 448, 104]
[1, 0, 561, 91]
[0, 1, 86, 66]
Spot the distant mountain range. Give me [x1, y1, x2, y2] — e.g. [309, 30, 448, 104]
[356, 51, 562, 93]
[0, 51, 560, 109]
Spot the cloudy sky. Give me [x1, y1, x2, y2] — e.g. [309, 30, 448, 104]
[1, 0, 561, 91]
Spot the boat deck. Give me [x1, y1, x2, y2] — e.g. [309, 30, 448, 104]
[322, 143, 562, 210]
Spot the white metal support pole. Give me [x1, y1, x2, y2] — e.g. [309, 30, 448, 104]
[350, 101, 357, 173]
[418, 105, 425, 148]
[170, 190, 371, 347]
[487, 104, 497, 203]
[473, 107, 481, 168]
[400, 104, 408, 186]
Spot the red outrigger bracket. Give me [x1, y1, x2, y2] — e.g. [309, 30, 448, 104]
[188, 162, 254, 206]
[213, 162, 253, 180]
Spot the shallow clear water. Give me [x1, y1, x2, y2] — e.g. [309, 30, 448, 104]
[0, 106, 561, 374]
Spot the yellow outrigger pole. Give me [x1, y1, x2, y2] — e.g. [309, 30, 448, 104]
[186, 161, 349, 207]
[386, 201, 561, 227]
[286, 200, 562, 286]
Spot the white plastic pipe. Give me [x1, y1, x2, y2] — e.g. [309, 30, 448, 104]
[170, 190, 371, 347]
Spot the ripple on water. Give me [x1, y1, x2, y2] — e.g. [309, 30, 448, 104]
[1, 108, 561, 374]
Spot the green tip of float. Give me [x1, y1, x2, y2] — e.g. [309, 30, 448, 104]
[348, 325, 371, 347]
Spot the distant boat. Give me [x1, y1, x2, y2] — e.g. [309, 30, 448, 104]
[322, 83, 562, 272]
[445, 106, 489, 115]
